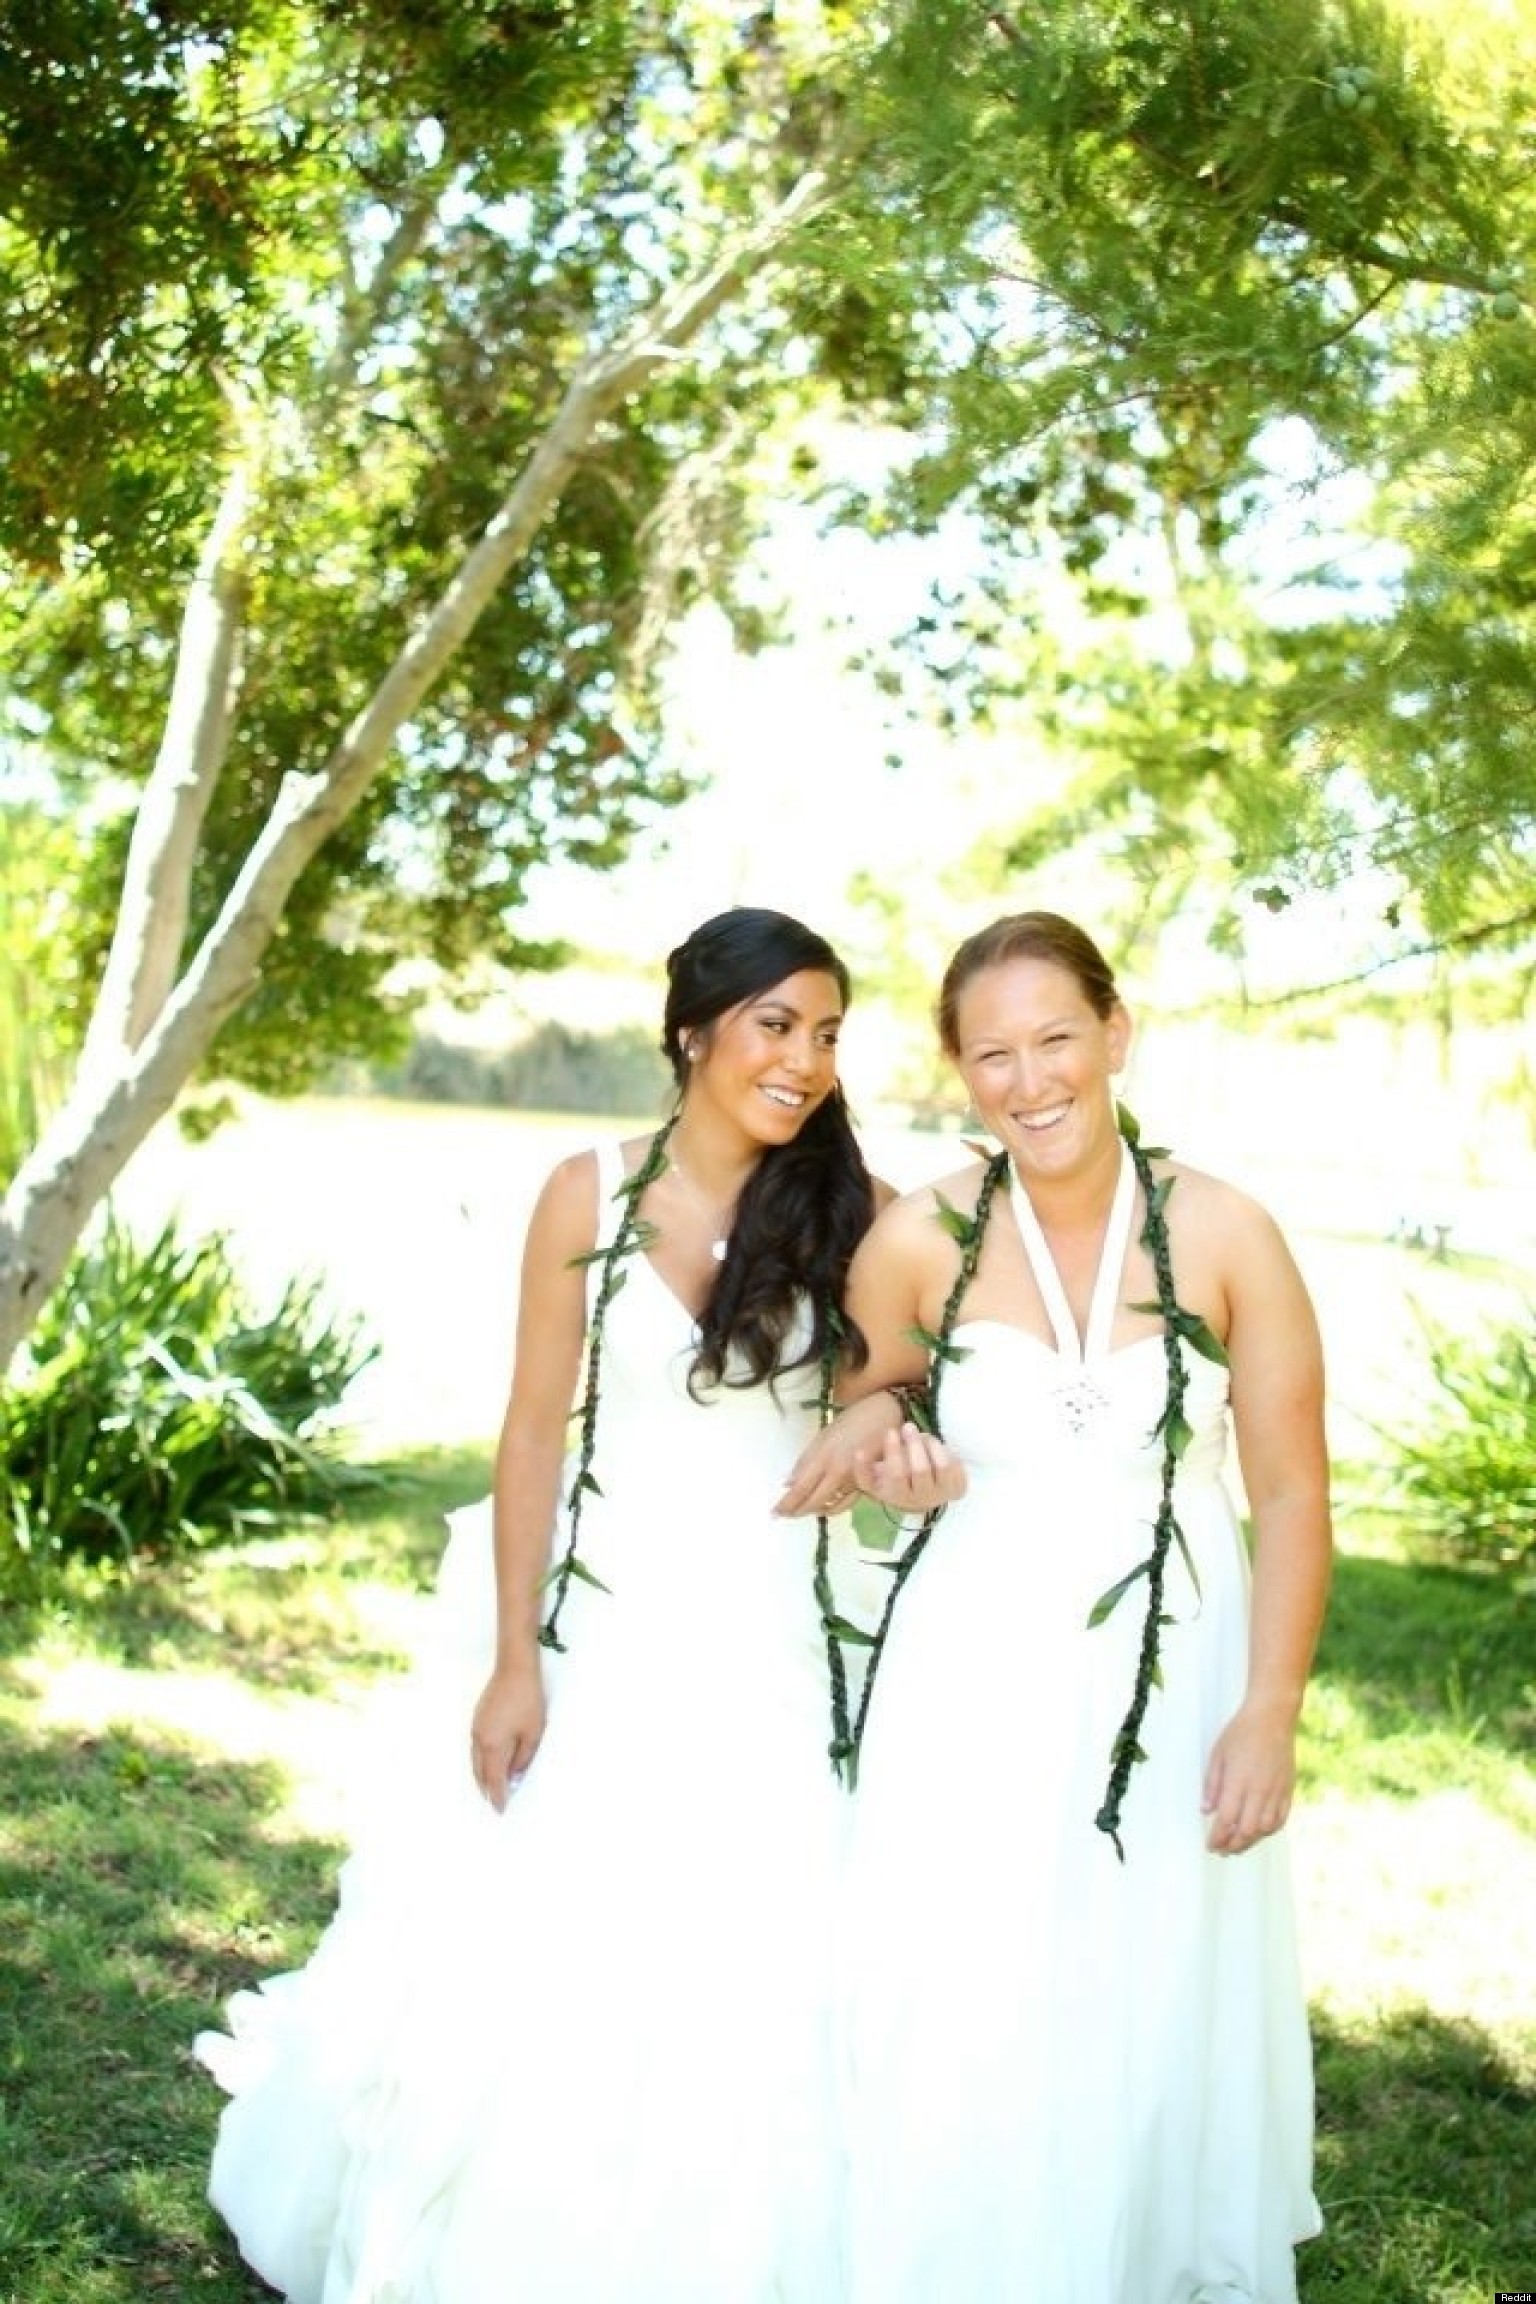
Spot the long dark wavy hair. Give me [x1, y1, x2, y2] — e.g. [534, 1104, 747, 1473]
[661, 907, 875, 1393]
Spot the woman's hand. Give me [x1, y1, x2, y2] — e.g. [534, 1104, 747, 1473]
[775, 1391, 904, 1517]
[1201, 1698, 1298, 1855]
[470, 1655, 547, 1810]
[855, 1420, 967, 1519]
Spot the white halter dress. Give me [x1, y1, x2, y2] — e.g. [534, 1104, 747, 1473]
[840, 1144, 1319, 2304]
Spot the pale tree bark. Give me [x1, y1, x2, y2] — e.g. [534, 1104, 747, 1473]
[0, 168, 828, 1372]
[74, 180, 448, 1101]
[73, 456, 253, 1091]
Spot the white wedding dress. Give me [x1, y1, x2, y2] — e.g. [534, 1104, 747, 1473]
[198, 1142, 851, 2304]
[840, 1146, 1320, 2304]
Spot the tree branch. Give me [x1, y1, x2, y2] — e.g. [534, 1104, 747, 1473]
[0, 164, 833, 1371]
[74, 452, 254, 1086]
[320, 166, 447, 406]
[1161, 905, 1536, 1015]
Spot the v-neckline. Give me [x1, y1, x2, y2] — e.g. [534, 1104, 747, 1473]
[633, 1241, 706, 1329]
[602, 1146, 707, 1329]
[1008, 1140, 1137, 1364]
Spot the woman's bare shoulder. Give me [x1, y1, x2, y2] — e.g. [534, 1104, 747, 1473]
[1160, 1158, 1282, 1235]
[878, 1159, 997, 1237]
[526, 1143, 606, 1260]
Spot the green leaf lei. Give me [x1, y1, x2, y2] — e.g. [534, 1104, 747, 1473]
[844, 1105, 1230, 1855]
[539, 1118, 676, 1651]
[835, 1150, 1012, 1790]
[814, 1309, 858, 1779]
[542, 1120, 855, 1783]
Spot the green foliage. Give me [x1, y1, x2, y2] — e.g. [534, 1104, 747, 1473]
[1374, 1304, 1536, 1573]
[0, 0, 288, 575]
[2, 0, 862, 1096]
[0, 1215, 376, 1580]
[830, 0, 1536, 972]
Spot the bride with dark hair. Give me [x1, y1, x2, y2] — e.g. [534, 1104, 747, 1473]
[196, 907, 955, 2304]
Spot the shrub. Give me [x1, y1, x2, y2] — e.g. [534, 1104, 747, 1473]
[1378, 1303, 1536, 1572]
[0, 1214, 376, 1578]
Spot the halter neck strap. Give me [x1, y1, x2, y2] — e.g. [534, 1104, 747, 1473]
[1008, 1137, 1137, 1362]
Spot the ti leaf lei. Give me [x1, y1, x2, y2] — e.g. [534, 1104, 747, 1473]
[541, 1119, 857, 1784]
[814, 1312, 859, 1778]
[833, 1151, 1010, 1790]
[845, 1104, 1230, 1854]
[539, 1118, 676, 1651]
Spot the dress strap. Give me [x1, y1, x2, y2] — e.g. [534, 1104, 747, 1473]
[1009, 1138, 1137, 1362]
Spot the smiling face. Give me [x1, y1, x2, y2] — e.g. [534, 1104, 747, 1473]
[685, 967, 845, 1146]
[951, 955, 1130, 1175]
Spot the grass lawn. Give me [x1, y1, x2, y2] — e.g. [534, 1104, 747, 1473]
[1293, 1523, 1535, 2300]
[0, 1460, 1530, 2303]
[0, 1450, 485, 2304]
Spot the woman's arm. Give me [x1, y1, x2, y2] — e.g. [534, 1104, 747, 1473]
[469, 1152, 596, 1808]
[1202, 1194, 1334, 1855]
[776, 1190, 957, 1518]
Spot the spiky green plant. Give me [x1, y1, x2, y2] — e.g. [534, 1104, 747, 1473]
[1, 1215, 376, 1580]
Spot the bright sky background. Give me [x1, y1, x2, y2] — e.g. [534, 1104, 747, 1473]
[510, 411, 1410, 1011]
[514, 494, 1018, 966]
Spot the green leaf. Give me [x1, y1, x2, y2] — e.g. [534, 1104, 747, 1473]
[823, 1613, 876, 1648]
[1155, 1401, 1194, 1459]
[852, 1494, 905, 1550]
[1115, 1100, 1141, 1145]
[1174, 1309, 1230, 1367]
[565, 1554, 612, 1595]
[571, 1468, 603, 1500]
[1087, 1557, 1149, 1627]
[931, 1190, 976, 1247]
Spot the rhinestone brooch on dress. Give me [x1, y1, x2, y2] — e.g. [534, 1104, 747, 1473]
[1054, 1373, 1110, 1434]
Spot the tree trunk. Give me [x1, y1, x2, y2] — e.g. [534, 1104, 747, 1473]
[0, 168, 827, 1374]
[73, 457, 252, 1096]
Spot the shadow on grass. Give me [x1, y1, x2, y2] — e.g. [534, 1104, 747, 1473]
[0, 1698, 343, 2303]
[1, 1694, 1532, 2304]
[1303, 2002, 1536, 2302]
[1312, 1544, 1535, 1766]
[0, 1446, 489, 1700]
